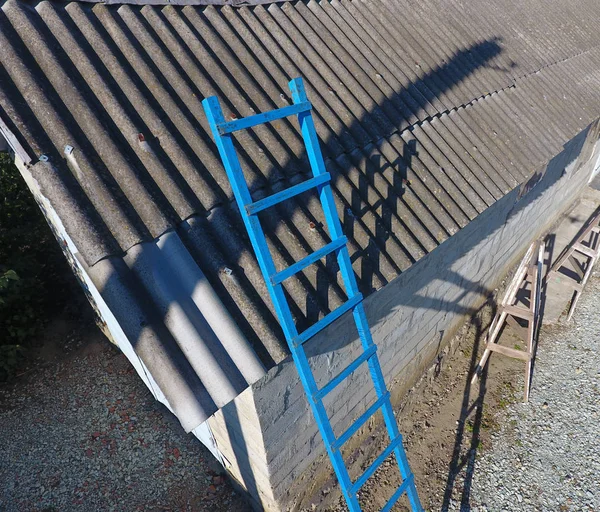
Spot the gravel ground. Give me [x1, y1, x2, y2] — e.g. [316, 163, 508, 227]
[0, 328, 250, 512]
[469, 274, 600, 512]
[1, 276, 597, 512]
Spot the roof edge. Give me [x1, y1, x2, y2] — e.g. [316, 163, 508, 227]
[75, 0, 290, 6]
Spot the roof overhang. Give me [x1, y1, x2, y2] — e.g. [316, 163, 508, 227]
[0, 113, 30, 163]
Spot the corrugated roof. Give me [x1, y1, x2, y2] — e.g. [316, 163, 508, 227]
[2, 0, 600, 428]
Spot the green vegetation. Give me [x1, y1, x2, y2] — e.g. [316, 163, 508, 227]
[498, 381, 517, 409]
[480, 411, 499, 432]
[0, 153, 75, 380]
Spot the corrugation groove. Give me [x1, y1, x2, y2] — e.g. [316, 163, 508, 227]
[69, 3, 223, 214]
[0, 5, 148, 253]
[42, 2, 201, 222]
[17, 1, 173, 238]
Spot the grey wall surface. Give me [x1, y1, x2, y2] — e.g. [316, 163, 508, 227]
[211, 121, 600, 511]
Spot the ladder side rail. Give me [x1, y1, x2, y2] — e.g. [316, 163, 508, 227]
[551, 208, 600, 272]
[202, 96, 360, 511]
[290, 77, 422, 511]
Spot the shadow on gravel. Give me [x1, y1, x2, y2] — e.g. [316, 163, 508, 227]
[441, 300, 495, 512]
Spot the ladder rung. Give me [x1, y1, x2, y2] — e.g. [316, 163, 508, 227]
[332, 391, 390, 450]
[350, 434, 404, 494]
[217, 101, 312, 134]
[271, 236, 347, 285]
[573, 242, 598, 258]
[502, 304, 533, 321]
[313, 345, 377, 402]
[487, 343, 531, 361]
[380, 474, 415, 512]
[246, 173, 331, 215]
[292, 293, 363, 348]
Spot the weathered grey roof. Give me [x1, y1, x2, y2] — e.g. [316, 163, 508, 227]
[2, 0, 600, 428]
[78, 0, 289, 5]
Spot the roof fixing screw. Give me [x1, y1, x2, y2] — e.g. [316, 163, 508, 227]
[39, 154, 49, 162]
[309, 221, 316, 231]
[64, 145, 74, 156]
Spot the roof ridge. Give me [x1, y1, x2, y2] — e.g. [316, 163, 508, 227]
[71, 0, 289, 6]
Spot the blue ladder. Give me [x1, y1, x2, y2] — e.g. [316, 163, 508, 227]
[202, 77, 422, 512]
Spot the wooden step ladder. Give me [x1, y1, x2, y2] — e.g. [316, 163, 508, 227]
[472, 241, 544, 402]
[549, 208, 600, 321]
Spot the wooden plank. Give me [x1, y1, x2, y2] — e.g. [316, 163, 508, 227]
[568, 254, 586, 280]
[472, 242, 537, 386]
[505, 244, 536, 301]
[502, 304, 534, 321]
[524, 240, 543, 402]
[0, 115, 32, 165]
[573, 242, 598, 259]
[487, 343, 531, 361]
[551, 210, 600, 323]
[472, 240, 545, 403]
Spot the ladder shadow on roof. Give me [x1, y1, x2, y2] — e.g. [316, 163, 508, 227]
[206, 37, 512, 362]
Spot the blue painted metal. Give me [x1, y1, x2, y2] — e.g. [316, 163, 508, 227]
[292, 293, 363, 348]
[271, 235, 347, 285]
[217, 101, 312, 134]
[202, 79, 422, 512]
[332, 391, 391, 450]
[381, 475, 415, 512]
[313, 344, 377, 401]
[351, 435, 405, 494]
[246, 172, 331, 216]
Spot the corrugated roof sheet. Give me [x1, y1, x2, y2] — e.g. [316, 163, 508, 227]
[2, 0, 600, 427]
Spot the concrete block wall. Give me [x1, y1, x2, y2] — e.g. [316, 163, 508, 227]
[208, 121, 600, 511]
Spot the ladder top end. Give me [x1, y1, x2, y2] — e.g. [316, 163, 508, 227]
[288, 77, 306, 101]
[202, 96, 221, 109]
[288, 76, 304, 88]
